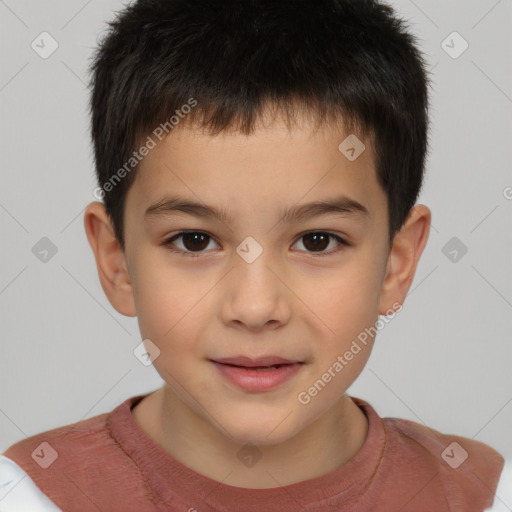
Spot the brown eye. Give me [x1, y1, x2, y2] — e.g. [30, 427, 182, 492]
[301, 233, 330, 252]
[179, 232, 210, 251]
[293, 232, 348, 256]
[163, 231, 219, 257]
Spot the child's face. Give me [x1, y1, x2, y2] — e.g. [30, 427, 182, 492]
[99, 113, 414, 445]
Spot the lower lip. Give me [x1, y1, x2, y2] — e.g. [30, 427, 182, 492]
[211, 361, 303, 392]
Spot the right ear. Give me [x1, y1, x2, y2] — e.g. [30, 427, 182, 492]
[83, 201, 137, 317]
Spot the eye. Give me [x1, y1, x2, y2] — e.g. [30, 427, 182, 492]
[163, 231, 220, 258]
[163, 230, 348, 258]
[292, 231, 348, 257]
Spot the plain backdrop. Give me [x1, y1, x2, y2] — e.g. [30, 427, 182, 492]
[1, 0, 511, 463]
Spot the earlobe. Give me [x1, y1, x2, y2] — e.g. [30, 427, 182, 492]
[83, 202, 137, 317]
[378, 205, 431, 315]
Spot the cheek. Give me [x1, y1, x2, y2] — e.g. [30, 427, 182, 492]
[130, 251, 210, 343]
[307, 258, 383, 341]
[297, 258, 384, 401]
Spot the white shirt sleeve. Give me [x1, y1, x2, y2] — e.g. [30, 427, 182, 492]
[485, 459, 512, 512]
[0, 455, 62, 512]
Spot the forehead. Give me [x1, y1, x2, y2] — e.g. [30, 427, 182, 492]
[125, 114, 385, 228]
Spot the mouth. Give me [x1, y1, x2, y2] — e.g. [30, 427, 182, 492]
[211, 355, 303, 368]
[209, 356, 305, 392]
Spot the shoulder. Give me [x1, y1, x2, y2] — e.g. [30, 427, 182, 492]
[384, 415, 504, 469]
[0, 455, 62, 511]
[0, 409, 116, 509]
[2, 409, 112, 469]
[383, 415, 505, 508]
[0, 396, 150, 511]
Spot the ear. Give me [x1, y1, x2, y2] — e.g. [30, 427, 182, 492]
[83, 201, 137, 317]
[378, 205, 431, 315]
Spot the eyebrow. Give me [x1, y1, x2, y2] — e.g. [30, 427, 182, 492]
[144, 195, 369, 224]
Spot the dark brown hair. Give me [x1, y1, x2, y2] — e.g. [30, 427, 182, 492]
[88, 0, 431, 250]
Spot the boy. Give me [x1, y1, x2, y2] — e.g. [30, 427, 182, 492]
[1, 0, 510, 510]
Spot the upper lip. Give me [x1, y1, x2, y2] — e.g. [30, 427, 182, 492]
[211, 356, 302, 367]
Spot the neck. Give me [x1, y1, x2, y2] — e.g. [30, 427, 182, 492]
[132, 386, 369, 489]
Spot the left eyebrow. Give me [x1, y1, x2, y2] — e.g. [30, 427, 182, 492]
[144, 195, 369, 224]
[278, 195, 370, 223]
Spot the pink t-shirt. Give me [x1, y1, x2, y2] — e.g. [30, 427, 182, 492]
[2, 394, 505, 511]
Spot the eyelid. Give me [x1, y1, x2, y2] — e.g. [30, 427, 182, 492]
[292, 230, 349, 257]
[162, 230, 350, 257]
[163, 230, 220, 258]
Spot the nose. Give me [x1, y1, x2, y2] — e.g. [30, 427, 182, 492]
[220, 250, 291, 332]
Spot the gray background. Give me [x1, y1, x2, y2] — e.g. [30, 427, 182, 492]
[1, 0, 511, 464]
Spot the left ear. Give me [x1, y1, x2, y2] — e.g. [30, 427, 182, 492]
[378, 204, 431, 315]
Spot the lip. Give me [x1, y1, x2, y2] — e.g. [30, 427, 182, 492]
[211, 355, 302, 367]
[210, 356, 304, 392]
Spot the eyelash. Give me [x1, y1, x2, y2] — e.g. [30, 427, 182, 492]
[162, 231, 349, 258]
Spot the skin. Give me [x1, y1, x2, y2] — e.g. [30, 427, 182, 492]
[84, 109, 430, 489]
